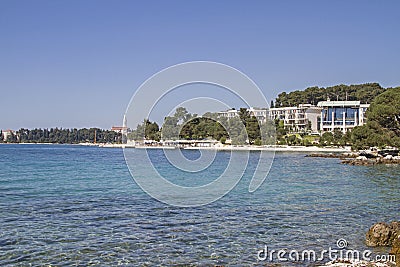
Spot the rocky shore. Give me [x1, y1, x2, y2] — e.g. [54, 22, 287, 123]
[306, 152, 358, 159]
[365, 221, 400, 266]
[307, 149, 400, 166]
[317, 221, 399, 267]
[366, 222, 400, 247]
[341, 155, 400, 166]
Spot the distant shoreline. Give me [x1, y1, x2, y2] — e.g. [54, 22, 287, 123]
[103, 143, 351, 152]
[0, 142, 351, 152]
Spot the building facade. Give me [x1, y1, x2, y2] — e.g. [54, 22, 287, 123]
[269, 104, 322, 133]
[218, 108, 269, 123]
[247, 107, 268, 123]
[317, 100, 369, 133]
[217, 109, 239, 119]
[217, 101, 369, 134]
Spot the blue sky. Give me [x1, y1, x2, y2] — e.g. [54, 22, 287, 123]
[1, 1, 399, 129]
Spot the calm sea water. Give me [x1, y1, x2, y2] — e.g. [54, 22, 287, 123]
[0, 144, 399, 266]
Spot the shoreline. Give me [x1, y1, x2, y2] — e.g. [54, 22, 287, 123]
[182, 145, 350, 152]
[0, 143, 352, 152]
[104, 144, 351, 153]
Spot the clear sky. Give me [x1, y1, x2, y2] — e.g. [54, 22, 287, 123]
[1, 0, 399, 129]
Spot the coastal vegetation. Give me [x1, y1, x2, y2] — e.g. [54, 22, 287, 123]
[0, 128, 122, 144]
[128, 107, 276, 145]
[127, 83, 399, 150]
[350, 87, 400, 150]
[273, 83, 386, 107]
[2, 84, 398, 150]
[274, 83, 400, 150]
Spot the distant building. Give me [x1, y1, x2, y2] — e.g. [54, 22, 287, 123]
[216, 101, 370, 134]
[247, 107, 268, 123]
[112, 115, 128, 133]
[317, 100, 369, 133]
[269, 104, 322, 133]
[2, 129, 15, 141]
[111, 126, 128, 133]
[218, 107, 268, 123]
[113, 114, 129, 143]
[304, 106, 323, 133]
[217, 109, 239, 119]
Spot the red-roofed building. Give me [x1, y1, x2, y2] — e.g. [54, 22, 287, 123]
[111, 126, 128, 133]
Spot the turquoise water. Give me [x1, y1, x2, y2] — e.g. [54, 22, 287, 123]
[0, 144, 399, 266]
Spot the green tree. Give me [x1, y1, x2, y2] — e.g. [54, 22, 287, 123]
[161, 116, 179, 140]
[275, 83, 386, 107]
[350, 87, 400, 150]
[319, 132, 334, 146]
[366, 87, 400, 135]
[174, 107, 192, 123]
[144, 120, 160, 141]
[260, 120, 276, 145]
[6, 132, 18, 143]
[333, 129, 344, 145]
[220, 136, 226, 144]
[246, 116, 261, 144]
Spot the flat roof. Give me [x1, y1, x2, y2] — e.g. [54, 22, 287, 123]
[317, 101, 361, 107]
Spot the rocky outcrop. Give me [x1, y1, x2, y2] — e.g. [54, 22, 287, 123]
[390, 234, 400, 267]
[341, 156, 400, 166]
[391, 222, 400, 237]
[306, 148, 400, 165]
[306, 152, 359, 159]
[366, 222, 399, 247]
[365, 222, 400, 266]
[306, 151, 400, 165]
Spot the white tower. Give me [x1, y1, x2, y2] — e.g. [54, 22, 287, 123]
[122, 114, 127, 143]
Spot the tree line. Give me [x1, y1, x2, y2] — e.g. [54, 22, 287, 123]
[129, 85, 400, 150]
[273, 83, 386, 107]
[2, 84, 398, 150]
[128, 107, 276, 146]
[349, 87, 400, 150]
[0, 128, 122, 144]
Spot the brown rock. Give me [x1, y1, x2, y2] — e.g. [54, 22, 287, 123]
[390, 222, 400, 236]
[390, 234, 400, 266]
[366, 222, 394, 246]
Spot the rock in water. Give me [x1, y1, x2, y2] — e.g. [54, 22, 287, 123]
[390, 234, 400, 266]
[366, 222, 394, 247]
[390, 222, 400, 236]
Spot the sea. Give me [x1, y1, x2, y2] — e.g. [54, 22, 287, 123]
[0, 144, 399, 266]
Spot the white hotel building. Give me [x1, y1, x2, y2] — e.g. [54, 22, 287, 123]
[217, 109, 240, 119]
[317, 100, 369, 133]
[217, 100, 369, 134]
[218, 108, 269, 123]
[268, 104, 322, 133]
